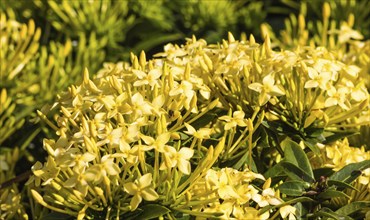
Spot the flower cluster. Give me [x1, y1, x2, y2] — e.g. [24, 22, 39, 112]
[187, 168, 279, 219]
[28, 32, 369, 219]
[27, 48, 223, 218]
[156, 34, 369, 134]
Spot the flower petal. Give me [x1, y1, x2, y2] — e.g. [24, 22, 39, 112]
[137, 174, 152, 189]
[141, 188, 159, 201]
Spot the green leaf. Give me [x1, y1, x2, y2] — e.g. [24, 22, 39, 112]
[232, 150, 257, 172]
[317, 189, 350, 199]
[335, 201, 370, 216]
[280, 161, 315, 183]
[303, 139, 321, 155]
[278, 180, 309, 196]
[281, 139, 314, 180]
[136, 204, 171, 220]
[309, 207, 353, 220]
[329, 160, 370, 184]
[294, 202, 308, 219]
[264, 163, 285, 179]
[313, 167, 334, 180]
[322, 130, 358, 144]
[327, 180, 358, 191]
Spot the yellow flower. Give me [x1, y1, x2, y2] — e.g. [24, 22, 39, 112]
[32, 157, 60, 186]
[280, 205, 297, 220]
[140, 132, 171, 153]
[337, 22, 363, 44]
[160, 146, 194, 175]
[215, 171, 240, 200]
[252, 187, 281, 207]
[184, 122, 213, 139]
[84, 155, 120, 184]
[169, 80, 196, 111]
[123, 173, 159, 210]
[304, 67, 331, 90]
[63, 171, 90, 197]
[219, 111, 248, 130]
[324, 86, 350, 110]
[233, 206, 269, 220]
[202, 201, 234, 219]
[252, 178, 281, 207]
[130, 92, 153, 117]
[248, 74, 285, 106]
[133, 69, 162, 88]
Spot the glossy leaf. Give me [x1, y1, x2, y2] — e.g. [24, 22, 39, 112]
[335, 201, 370, 216]
[322, 130, 358, 144]
[327, 180, 358, 191]
[303, 139, 321, 155]
[282, 138, 314, 180]
[278, 180, 308, 196]
[309, 207, 353, 220]
[280, 161, 315, 183]
[329, 160, 370, 184]
[136, 204, 171, 220]
[317, 189, 350, 199]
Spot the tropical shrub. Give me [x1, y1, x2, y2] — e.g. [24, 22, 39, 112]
[0, 1, 369, 220]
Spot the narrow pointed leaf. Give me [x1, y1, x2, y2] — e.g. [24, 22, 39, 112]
[327, 180, 358, 191]
[335, 201, 370, 216]
[317, 190, 350, 199]
[280, 161, 315, 183]
[329, 160, 370, 184]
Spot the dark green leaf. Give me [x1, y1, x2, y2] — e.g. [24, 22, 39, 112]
[264, 163, 285, 179]
[313, 167, 334, 180]
[329, 160, 370, 184]
[262, 120, 296, 136]
[278, 180, 309, 196]
[322, 130, 358, 144]
[294, 202, 308, 219]
[193, 108, 226, 130]
[317, 190, 350, 199]
[335, 201, 370, 216]
[136, 204, 171, 220]
[327, 180, 358, 191]
[303, 139, 321, 155]
[310, 207, 353, 220]
[232, 150, 257, 172]
[280, 197, 316, 206]
[282, 139, 314, 180]
[280, 161, 315, 183]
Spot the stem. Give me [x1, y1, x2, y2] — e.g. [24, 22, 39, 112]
[0, 170, 32, 189]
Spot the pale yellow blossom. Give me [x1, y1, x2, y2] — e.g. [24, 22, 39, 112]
[123, 173, 159, 210]
[160, 146, 194, 174]
[280, 205, 297, 220]
[184, 122, 213, 139]
[219, 111, 248, 130]
[248, 73, 285, 106]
